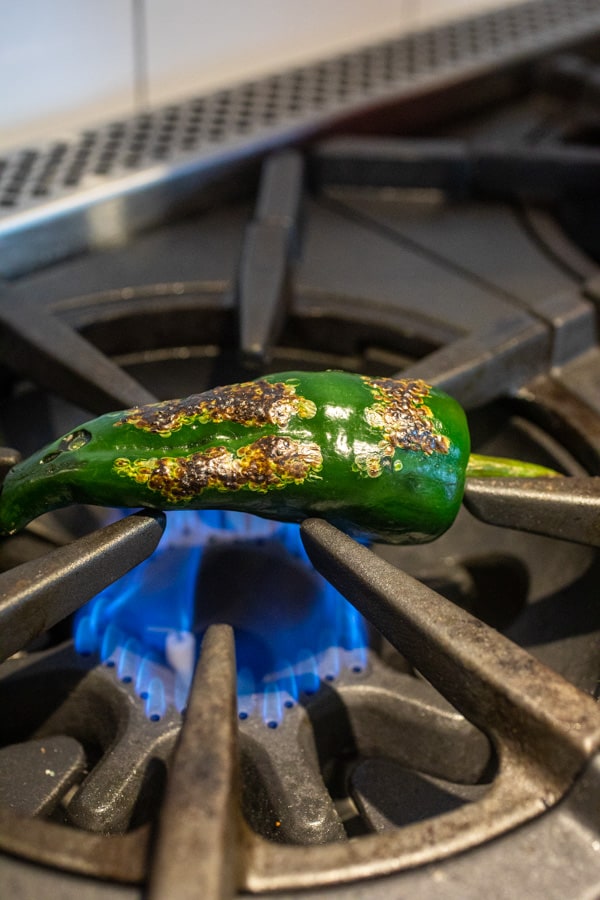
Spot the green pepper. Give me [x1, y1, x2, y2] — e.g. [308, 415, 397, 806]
[0, 371, 557, 543]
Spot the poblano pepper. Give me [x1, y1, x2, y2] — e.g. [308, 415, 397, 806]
[0, 371, 557, 543]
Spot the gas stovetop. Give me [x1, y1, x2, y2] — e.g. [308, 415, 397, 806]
[2, 3, 600, 898]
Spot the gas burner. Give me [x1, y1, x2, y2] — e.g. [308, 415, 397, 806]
[2, 4, 600, 898]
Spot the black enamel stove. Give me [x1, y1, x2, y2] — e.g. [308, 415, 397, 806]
[2, 3, 600, 897]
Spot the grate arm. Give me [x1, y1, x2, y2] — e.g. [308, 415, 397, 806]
[0, 291, 157, 414]
[148, 624, 241, 900]
[464, 475, 600, 547]
[0, 510, 165, 662]
[300, 518, 600, 786]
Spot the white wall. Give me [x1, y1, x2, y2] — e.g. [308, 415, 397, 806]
[0, 1, 524, 152]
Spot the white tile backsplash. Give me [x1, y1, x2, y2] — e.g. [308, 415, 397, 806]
[144, 0, 417, 107]
[0, 1, 524, 152]
[0, 0, 134, 150]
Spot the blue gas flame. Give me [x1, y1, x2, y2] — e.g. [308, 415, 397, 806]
[74, 511, 368, 724]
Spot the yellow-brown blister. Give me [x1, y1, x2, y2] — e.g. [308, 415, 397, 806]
[114, 435, 323, 503]
[357, 377, 450, 478]
[117, 380, 317, 436]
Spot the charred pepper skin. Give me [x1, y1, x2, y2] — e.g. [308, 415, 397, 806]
[0, 371, 471, 543]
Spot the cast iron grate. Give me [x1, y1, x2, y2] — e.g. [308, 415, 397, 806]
[4, 9, 600, 886]
[1, 119, 600, 898]
[2, 481, 600, 897]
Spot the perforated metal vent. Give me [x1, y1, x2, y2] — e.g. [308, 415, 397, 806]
[1, 0, 600, 277]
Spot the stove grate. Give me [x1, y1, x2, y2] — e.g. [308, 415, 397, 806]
[2, 24, 600, 893]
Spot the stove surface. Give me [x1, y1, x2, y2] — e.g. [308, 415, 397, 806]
[2, 3, 600, 898]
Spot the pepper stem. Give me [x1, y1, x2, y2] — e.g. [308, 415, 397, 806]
[466, 453, 561, 479]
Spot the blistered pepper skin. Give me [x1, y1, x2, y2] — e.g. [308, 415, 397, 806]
[0, 371, 471, 543]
